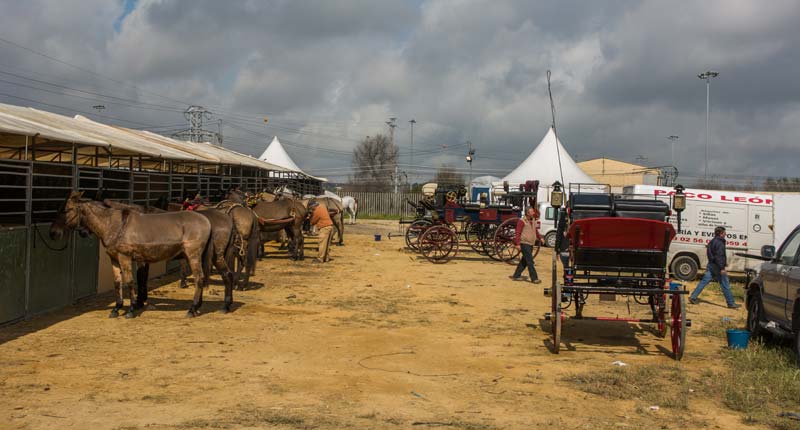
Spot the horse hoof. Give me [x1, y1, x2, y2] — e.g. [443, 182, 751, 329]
[221, 307, 230, 314]
[124, 310, 136, 319]
[186, 310, 196, 318]
[109, 310, 120, 318]
[336, 243, 344, 246]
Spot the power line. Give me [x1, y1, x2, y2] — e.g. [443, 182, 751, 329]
[0, 92, 164, 127]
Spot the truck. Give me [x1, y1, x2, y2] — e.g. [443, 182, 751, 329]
[623, 185, 774, 281]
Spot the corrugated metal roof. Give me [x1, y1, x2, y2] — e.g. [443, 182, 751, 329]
[0, 103, 293, 172]
[126, 128, 286, 171]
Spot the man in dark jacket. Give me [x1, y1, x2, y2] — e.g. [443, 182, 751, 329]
[689, 226, 740, 308]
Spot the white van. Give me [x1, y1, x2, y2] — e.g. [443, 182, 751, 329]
[538, 201, 559, 247]
[623, 185, 774, 280]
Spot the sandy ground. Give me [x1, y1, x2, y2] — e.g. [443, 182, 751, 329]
[0, 219, 762, 430]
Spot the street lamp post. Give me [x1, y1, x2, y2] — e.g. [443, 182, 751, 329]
[409, 119, 416, 189]
[667, 135, 679, 168]
[465, 141, 475, 184]
[698, 71, 719, 180]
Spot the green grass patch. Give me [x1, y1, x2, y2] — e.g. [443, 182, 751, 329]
[359, 213, 403, 220]
[696, 316, 746, 339]
[716, 340, 800, 430]
[564, 365, 691, 408]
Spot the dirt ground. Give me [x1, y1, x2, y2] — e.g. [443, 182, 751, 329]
[0, 219, 764, 430]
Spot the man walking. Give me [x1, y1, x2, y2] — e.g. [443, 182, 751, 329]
[689, 226, 741, 309]
[308, 200, 333, 263]
[510, 206, 542, 284]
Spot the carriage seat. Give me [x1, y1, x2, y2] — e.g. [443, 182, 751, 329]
[613, 199, 670, 221]
[569, 193, 612, 220]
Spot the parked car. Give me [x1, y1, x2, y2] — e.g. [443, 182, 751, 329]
[743, 224, 800, 365]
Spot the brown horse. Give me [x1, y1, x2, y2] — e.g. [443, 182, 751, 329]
[50, 191, 213, 318]
[101, 199, 165, 308]
[211, 199, 261, 290]
[104, 199, 238, 309]
[165, 191, 260, 290]
[251, 198, 308, 260]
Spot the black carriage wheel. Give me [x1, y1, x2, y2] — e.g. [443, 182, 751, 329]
[419, 226, 458, 264]
[552, 282, 562, 353]
[670, 293, 686, 360]
[482, 224, 501, 260]
[405, 220, 431, 251]
[474, 224, 492, 255]
[464, 222, 483, 253]
[494, 218, 521, 264]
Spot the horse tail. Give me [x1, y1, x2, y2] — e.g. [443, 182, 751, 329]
[201, 230, 215, 286]
[246, 227, 259, 275]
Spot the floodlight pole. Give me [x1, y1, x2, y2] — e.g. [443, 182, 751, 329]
[698, 71, 719, 180]
[667, 135, 679, 168]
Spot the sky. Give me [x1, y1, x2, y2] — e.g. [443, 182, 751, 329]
[1, 0, 799, 185]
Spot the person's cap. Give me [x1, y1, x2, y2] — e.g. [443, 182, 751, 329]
[308, 200, 319, 208]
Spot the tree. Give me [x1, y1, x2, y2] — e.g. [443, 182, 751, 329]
[432, 165, 465, 186]
[348, 134, 398, 192]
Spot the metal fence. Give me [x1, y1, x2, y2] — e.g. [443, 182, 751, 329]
[0, 158, 322, 325]
[344, 192, 423, 218]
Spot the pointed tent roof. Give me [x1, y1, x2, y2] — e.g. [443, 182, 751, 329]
[502, 127, 596, 187]
[258, 136, 303, 172]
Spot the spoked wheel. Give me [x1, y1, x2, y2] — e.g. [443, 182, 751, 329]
[419, 225, 458, 264]
[464, 222, 484, 253]
[552, 282, 562, 353]
[405, 220, 431, 251]
[656, 293, 667, 338]
[494, 218, 521, 264]
[670, 293, 686, 360]
[482, 224, 501, 260]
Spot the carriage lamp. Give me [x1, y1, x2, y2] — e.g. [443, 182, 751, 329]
[550, 181, 564, 208]
[672, 184, 686, 231]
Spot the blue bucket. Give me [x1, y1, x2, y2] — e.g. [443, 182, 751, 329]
[726, 329, 750, 350]
[374, 234, 381, 241]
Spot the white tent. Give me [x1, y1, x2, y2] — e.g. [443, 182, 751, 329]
[258, 136, 303, 172]
[258, 136, 326, 181]
[470, 175, 500, 186]
[499, 127, 597, 201]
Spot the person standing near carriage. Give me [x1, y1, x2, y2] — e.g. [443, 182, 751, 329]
[689, 226, 741, 309]
[510, 206, 542, 284]
[308, 200, 334, 263]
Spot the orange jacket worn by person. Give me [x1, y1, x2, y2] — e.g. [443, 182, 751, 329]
[310, 204, 333, 229]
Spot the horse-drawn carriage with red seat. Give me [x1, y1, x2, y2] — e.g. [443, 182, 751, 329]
[544, 184, 691, 359]
[403, 181, 540, 264]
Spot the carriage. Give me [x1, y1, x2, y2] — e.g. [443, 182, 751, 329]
[402, 181, 540, 264]
[543, 184, 691, 359]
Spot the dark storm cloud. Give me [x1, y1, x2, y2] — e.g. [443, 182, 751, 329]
[1, 0, 800, 180]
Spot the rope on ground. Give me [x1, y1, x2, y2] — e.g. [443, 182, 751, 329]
[356, 351, 459, 378]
